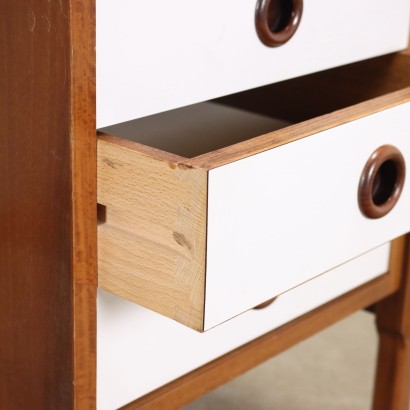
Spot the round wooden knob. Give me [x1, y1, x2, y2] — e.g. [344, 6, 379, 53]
[358, 145, 405, 219]
[255, 0, 303, 47]
[253, 297, 277, 310]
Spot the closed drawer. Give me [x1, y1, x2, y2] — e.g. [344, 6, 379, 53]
[96, 0, 410, 127]
[97, 54, 410, 331]
[97, 243, 392, 410]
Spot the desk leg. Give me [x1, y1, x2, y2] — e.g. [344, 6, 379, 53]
[373, 236, 410, 410]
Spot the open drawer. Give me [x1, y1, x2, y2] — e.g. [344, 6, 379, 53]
[97, 53, 410, 331]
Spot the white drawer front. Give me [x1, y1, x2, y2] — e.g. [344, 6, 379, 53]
[205, 102, 410, 329]
[96, 0, 410, 128]
[97, 244, 390, 410]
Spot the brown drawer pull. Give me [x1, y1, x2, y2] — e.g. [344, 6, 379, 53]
[358, 145, 405, 219]
[255, 0, 303, 47]
[253, 297, 277, 310]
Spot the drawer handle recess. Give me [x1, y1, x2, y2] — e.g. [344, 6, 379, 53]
[358, 145, 405, 219]
[253, 297, 277, 310]
[255, 0, 303, 47]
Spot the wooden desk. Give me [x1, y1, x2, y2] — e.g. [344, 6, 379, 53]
[1, 2, 410, 409]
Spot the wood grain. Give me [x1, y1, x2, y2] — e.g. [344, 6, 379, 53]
[373, 235, 410, 410]
[121, 238, 405, 410]
[70, 0, 97, 408]
[0, 1, 96, 409]
[0, 1, 72, 408]
[98, 135, 208, 331]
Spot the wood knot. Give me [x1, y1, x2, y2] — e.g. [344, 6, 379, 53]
[173, 232, 192, 250]
[102, 157, 122, 169]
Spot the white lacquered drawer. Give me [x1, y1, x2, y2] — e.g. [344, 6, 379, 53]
[96, 0, 410, 127]
[97, 55, 410, 331]
[97, 243, 391, 410]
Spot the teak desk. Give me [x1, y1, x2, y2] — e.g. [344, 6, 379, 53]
[1, 1, 410, 409]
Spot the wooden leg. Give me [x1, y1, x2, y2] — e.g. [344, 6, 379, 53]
[373, 235, 410, 410]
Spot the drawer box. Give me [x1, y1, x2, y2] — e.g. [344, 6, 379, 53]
[97, 54, 410, 331]
[96, 0, 410, 127]
[98, 243, 392, 410]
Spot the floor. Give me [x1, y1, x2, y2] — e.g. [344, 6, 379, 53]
[184, 311, 379, 410]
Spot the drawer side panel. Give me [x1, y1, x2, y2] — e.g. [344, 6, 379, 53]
[97, 138, 208, 330]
